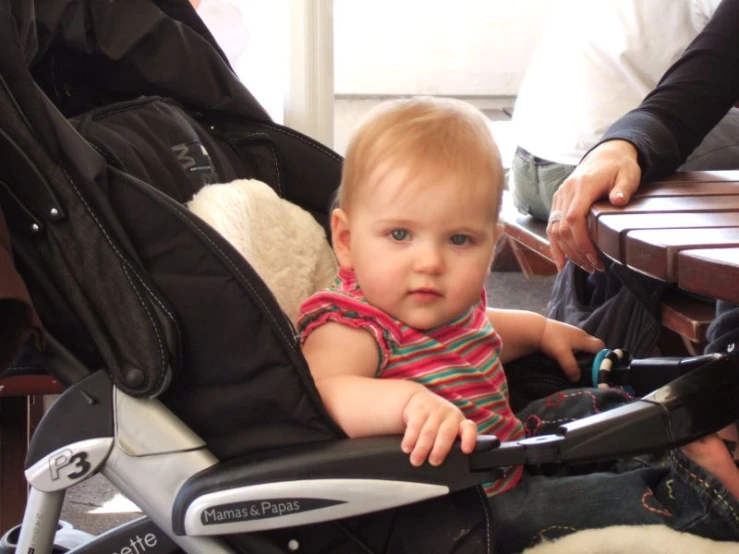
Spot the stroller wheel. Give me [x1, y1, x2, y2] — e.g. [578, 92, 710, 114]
[0, 520, 94, 553]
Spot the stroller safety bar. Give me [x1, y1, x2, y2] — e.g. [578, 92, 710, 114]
[173, 435, 502, 535]
[471, 352, 739, 468]
[170, 352, 739, 536]
[12, 350, 739, 551]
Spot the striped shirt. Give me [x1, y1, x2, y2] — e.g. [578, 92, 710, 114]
[298, 269, 524, 496]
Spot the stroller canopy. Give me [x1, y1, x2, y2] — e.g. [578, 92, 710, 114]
[1, 0, 343, 459]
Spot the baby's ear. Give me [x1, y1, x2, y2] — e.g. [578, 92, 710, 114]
[331, 208, 353, 269]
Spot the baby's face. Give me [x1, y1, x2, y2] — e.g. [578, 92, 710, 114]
[338, 165, 499, 330]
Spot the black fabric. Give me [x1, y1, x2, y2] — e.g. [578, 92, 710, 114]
[66, 92, 343, 452]
[73, 97, 226, 201]
[548, 259, 667, 359]
[0, 0, 343, 439]
[261, 488, 491, 554]
[29, 0, 268, 120]
[0, 0, 58, 157]
[221, 120, 344, 230]
[706, 300, 739, 354]
[100, 167, 341, 456]
[0, 68, 178, 397]
[505, 352, 594, 414]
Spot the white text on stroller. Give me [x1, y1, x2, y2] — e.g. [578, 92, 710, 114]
[109, 533, 157, 554]
[204, 501, 300, 523]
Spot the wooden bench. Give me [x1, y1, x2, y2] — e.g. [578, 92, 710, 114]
[0, 371, 63, 533]
[500, 207, 714, 356]
[502, 214, 558, 278]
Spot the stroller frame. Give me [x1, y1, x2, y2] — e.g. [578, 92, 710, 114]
[16, 336, 496, 554]
[13, 336, 739, 554]
[20, 370, 235, 553]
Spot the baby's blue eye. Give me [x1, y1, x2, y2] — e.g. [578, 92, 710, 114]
[390, 229, 410, 241]
[450, 234, 470, 245]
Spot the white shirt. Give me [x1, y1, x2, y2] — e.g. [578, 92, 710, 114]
[512, 0, 722, 165]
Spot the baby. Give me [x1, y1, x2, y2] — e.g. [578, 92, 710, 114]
[298, 97, 739, 551]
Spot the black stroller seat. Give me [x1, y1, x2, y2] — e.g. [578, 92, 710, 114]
[1, 1, 738, 553]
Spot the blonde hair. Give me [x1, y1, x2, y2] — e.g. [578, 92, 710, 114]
[338, 97, 503, 214]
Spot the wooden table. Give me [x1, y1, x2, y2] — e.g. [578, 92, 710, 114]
[590, 170, 739, 304]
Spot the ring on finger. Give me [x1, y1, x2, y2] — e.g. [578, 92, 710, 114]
[548, 210, 563, 224]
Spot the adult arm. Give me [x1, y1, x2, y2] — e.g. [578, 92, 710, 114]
[548, 0, 739, 270]
[603, 0, 739, 182]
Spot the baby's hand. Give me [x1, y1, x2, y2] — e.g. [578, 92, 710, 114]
[540, 319, 604, 381]
[401, 388, 477, 466]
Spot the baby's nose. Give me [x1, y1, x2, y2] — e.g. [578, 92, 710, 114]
[414, 244, 445, 273]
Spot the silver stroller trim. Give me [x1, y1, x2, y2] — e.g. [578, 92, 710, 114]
[184, 479, 449, 535]
[18, 383, 237, 554]
[113, 387, 206, 456]
[25, 438, 114, 492]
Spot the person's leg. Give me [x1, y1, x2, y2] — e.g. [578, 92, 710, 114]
[497, 387, 739, 553]
[486, 450, 739, 554]
[535, 161, 576, 218]
[515, 387, 636, 477]
[680, 107, 739, 170]
[518, 387, 633, 439]
[508, 147, 576, 221]
[509, 147, 545, 218]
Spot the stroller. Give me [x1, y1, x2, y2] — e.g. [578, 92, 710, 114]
[1, 1, 738, 552]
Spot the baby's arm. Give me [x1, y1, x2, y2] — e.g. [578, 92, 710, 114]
[302, 322, 477, 466]
[487, 308, 604, 379]
[486, 308, 547, 363]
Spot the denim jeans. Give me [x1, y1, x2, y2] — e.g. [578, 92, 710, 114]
[507, 147, 576, 222]
[486, 388, 739, 554]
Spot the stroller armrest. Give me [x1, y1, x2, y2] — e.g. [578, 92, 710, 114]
[560, 351, 739, 462]
[470, 352, 739, 469]
[173, 435, 502, 535]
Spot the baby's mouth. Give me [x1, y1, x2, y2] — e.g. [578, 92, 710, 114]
[409, 288, 443, 300]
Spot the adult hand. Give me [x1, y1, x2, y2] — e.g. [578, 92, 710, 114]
[547, 140, 641, 272]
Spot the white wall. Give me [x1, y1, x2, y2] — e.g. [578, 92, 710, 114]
[234, 1, 288, 123]
[196, 0, 288, 122]
[201, 0, 563, 148]
[334, 0, 565, 97]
